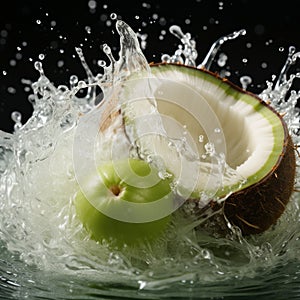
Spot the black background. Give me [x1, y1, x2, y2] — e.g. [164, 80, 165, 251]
[0, 0, 300, 132]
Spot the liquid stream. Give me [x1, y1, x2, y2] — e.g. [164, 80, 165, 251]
[0, 19, 300, 294]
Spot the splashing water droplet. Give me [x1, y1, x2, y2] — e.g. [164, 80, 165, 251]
[110, 13, 117, 20]
[162, 25, 198, 66]
[199, 29, 246, 70]
[240, 75, 252, 90]
[34, 61, 44, 74]
[0, 17, 300, 296]
[11, 111, 22, 123]
[217, 53, 227, 67]
[69, 75, 78, 88]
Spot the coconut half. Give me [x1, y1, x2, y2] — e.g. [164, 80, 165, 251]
[99, 63, 296, 235]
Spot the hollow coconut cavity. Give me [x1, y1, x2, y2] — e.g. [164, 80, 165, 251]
[94, 63, 296, 237]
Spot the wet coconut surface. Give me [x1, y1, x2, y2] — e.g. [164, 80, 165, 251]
[1, 1, 300, 299]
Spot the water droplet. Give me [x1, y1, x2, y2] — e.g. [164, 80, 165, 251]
[85, 26, 91, 34]
[110, 13, 117, 20]
[169, 25, 185, 40]
[161, 54, 171, 63]
[152, 13, 158, 20]
[88, 0, 97, 9]
[77, 80, 87, 89]
[15, 53, 22, 60]
[69, 75, 78, 88]
[261, 62, 268, 69]
[38, 54, 45, 60]
[217, 53, 227, 67]
[34, 61, 44, 74]
[11, 111, 22, 123]
[201, 249, 211, 260]
[103, 44, 111, 55]
[205, 142, 215, 155]
[142, 2, 151, 9]
[97, 60, 106, 68]
[9, 59, 16, 67]
[0, 29, 8, 37]
[57, 60, 64, 68]
[240, 75, 252, 89]
[7, 87, 16, 94]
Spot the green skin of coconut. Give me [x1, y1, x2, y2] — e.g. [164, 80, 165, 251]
[74, 159, 172, 248]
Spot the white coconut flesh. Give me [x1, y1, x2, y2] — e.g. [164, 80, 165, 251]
[111, 63, 285, 199]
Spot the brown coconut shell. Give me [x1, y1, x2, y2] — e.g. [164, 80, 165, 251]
[221, 134, 296, 235]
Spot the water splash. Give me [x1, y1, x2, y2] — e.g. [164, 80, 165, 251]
[161, 25, 198, 66]
[0, 18, 300, 297]
[161, 26, 246, 70]
[199, 29, 246, 69]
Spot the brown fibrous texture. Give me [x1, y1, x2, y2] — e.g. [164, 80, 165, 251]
[223, 135, 296, 235]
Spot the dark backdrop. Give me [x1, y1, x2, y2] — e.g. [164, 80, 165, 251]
[0, 0, 300, 132]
